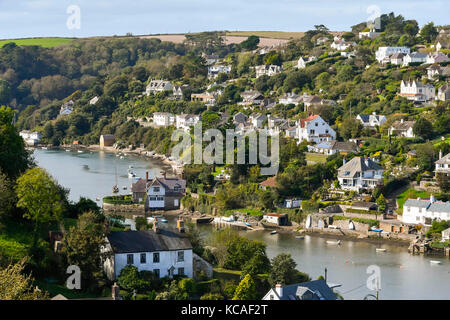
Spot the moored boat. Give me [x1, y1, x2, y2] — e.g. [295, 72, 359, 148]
[376, 248, 387, 252]
[430, 260, 442, 265]
[326, 240, 342, 245]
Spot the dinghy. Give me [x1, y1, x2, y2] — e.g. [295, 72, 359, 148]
[376, 248, 387, 252]
[326, 240, 341, 245]
[430, 260, 442, 265]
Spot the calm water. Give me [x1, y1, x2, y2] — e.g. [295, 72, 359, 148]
[34, 148, 450, 300]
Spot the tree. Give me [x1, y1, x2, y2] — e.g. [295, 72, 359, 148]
[63, 211, 106, 290]
[376, 194, 387, 212]
[420, 22, 438, 43]
[416, 143, 436, 171]
[240, 36, 260, 51]
[413, 118, 434, 140]
[0, 106, 31, 178]
[232, 274, 258, 300]
[339, 118, 363, 140]
[117, 265, 151, 293]
[16, 168, 63, 246]
[0, 259, 49, 300]
[0, 170, 15, 219]
[268, 253, 310, 286]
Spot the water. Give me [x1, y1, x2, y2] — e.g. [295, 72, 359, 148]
[32, 148, 171, 202]
[34, 148, 450, 300]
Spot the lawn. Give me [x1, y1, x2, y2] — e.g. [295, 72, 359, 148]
[0, 37, 73, 48]
[0, 220, 34, 260]
[396, 188, 430, 211]
[305, 152, 328, 164]
[224, 208, 263, 217]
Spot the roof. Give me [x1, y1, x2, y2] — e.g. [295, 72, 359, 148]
[299, 114, 319, 128]
[131, 179, 147, 193]
[260, 176, 276, 187]
[352, 201, 377, 209]
[273, 280, 338, 300]
[403, 199, 431, 208]
[436, 153, 450, 165]
[428, 202, 450, 213]
[339, 157, 383, 177]
[150, 177, 186, 194]
[390, 120, 415, 130]
[107, 230, 192, 254]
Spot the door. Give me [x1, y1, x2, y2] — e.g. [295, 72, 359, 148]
[174, 199, 179, 207]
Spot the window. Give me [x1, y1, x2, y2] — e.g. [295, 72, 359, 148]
[153, 187, 160, 192]
[127, 254, 134, 265]
[153, 252, 160, 263]
[177, 251, 184, 262]
[315, 122, 318, 127]
[150, 196, 157, 201]
[157, 196, 164, 201]
[153, 269, 160, 279]
[178, 268, 184, 276]
[140, 253, 146, 264]
[270, 295, 274, 300]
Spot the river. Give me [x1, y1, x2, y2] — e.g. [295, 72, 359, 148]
[34, 148, 450, 300]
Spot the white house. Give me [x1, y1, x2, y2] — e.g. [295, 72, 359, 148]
[262, 280, 339, 300]
[19, 130, 42, 146]
[426, 52, 450, 64]
[146, 175, 186, 210]
[307, 140, 358, 155]
[437, 83, 450, 101]
[399, 80, 435, 102]
[359, 29, 380, 39]
[427, 64, 450, 80]
[278, 92, 304, 106]
[176, 114, 201, 132]
[297, 56, 316, 69]
[263, 213, 288, 226]
[59, 100, 74, 116]
[331, 39, 356, 51]
[388, 119, 416, 138]
[239, 90, 264, 106]
[249, 113, 267, 129]
[296, 114, 336, 144]
[103, 227, 193, 280]
[356, 113, 387, 127]
[208, 65, 231, 78]
[191, 92, 219, 107]
[153, 112, 175, 127]
[402, 196, 450, 226]
[337, 156, 384, 191]
[145, 80, 174, 95]
[402, 52, 427, 66]
[442, 228, 450, 241]
[389, 52, 405, 65]
[375, 47, 410, 63]
[435, 151, 450, 176]
[255, 65, 282, 78]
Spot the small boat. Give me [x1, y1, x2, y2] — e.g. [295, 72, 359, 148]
[112, 185, 119, 193]
[160, 218, 168, 223]
[96, 197, 100, 202]
[370, 227, 383, 232]
[270, 231, 277, 235]
[376, 248, 387, 252]
[77, 150, 83, 153]
[41, 147, 48, 150]
[128, 170, 136, 178]
[243, 222, 252, 227]
[296, 236, 305, 239]
[120, 156, 124, 159]
[65, 149, 70, 152]
[122, 186, 127, 190]
[326, 240, 342, 245]
[430, 260, 442, 265]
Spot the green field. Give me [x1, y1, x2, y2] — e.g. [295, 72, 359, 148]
[0, 37, 73, 48]
[396, 188, 430, 212]
[226, 31, 305, 40]
[305, 152, 328, 164]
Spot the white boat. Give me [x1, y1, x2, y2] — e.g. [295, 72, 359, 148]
[430, 260, 442, 265]
[77, 150, 83, 153]
[326, 240, 342, 245]
[270, 231, 277, 235]
[296, 236, 305, 239]
[122, 186, 127, 190]
[65, 149, 70, 152]
[376, 248, 387, 252]
[41, 147, 48, 150]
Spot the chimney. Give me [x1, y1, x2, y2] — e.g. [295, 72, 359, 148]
[401, 119, 404, 123]
[112, 283, 121, 300]
[275, 283, 283, 298]
[364, 155, 369, 167]
[343, 157, 346, 165]
[177, 217, 185, 233]
[146, 171, 149, 182]
[439, 150, 443, 160]
[153, 218, 160, 233]
[430, 194, 436, 203]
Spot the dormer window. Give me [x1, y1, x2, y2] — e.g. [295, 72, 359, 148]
[153, 187, 160, 192]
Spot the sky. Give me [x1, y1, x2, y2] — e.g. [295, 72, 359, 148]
[0, 0, 448, 39]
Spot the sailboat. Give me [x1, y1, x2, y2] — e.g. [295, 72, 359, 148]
[112, 166, 119, 193]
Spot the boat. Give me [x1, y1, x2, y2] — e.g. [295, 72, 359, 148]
[127, 169, 136, 178]
[326, 240, 342, 245]
[65, 149, 71, 152]
[41, 147, 48, 150]
[376, 248, 387, 252]
[270, 231, 277, 235]
[112, 185, 119, 193]
[296, 236, 305, 239]
[122, 186, 127, 190]
[77, 150, 83, 153]
[159, 218, 168, 223]
[243, 222, 252, 227]
[370, 227, 383, 232]
[430, 260, 442, 265]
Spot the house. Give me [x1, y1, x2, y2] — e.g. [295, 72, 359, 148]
[202, 53, 220, 65]
[279, 92, 304, 105]
[208, 65, 231, 78]
[375, 47, 410, 63]
[284, 198, 302, 209]
[153, 112, 175, 127]
[316, 37, 329, 45]
[359, 29, 380, 39]
[146, 174, 186, 210]
[402, 196, 450, 226]
[331, 39, 356, 51]
[176, 114, 201, 132]
[356, 113, 387, 127]
[145, 80, 174, 95]
[89, 96, 99, 105]
[427, 64, 450, 80]
[263, 213, 288, 226]
[255, 65, 282, 78]
[442, 228, 450, 241]
[308, 140, 359, 155]
[259, 176, 276, 190]
[262, 280, 339, 300]
[232, 112, 248, 125]
[19, 130, 42, 146]
[239, 90, 264, 105]
[402, 52, 427, 66]
[60, 100, 74, 116]
[100, 134, 115, 148]
[102, 226, 193, 280]
[297, 114, 336, 144]
[389, 52, 405, 65]
[426, 52, 450, 64]
[399, 80, 435, 102]
[302, 95, 336, 109]
[131, 178, 147, 203]
[297, 56, 316, 69]
[285, 126, 297, 138]
[267, 116, 289, 136]
[435, 151, 450, 176]
[172, 85, 191, 100]
[388, 119, 415, 138]
[437, 83, 450, 101]
[337, 156, 384, 191]
[249, 113, 267, 129]
[191, 92, 218, 106]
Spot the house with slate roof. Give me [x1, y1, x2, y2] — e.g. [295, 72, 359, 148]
[402, 195, 450, 225]
[262, 280, 339, 300]
[435, 151, 450, 176]
[356, 113, 387, 127]
[337, 156, 384, 191]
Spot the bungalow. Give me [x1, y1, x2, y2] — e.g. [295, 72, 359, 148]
[402, 196, 450, 226]
[402, 52, 427, 66]
[375, 47, 410, 63]
[331, 39, 356, 51]
[102, 225, 193, 280]
[255, 65, 282, 78]
[297, 114, 336, 144]
[426, 52, 450, 64]
[262, 280, 339, 300]
[19, 130, 42, 146]
[308, 140, 358, 155]
[145, 80, 174, 95]
[356, 113, 387, 127]
[153, 112, 175, 127]
[399, 80, 435, 102]
[437, 83, 450, 101]
[337, 156, 384, 191]
[435, 151, 450, 176]
[263, 213, 288, 226]
[388, 119, 415, 138]
[146, 173, 186, 210]
[176, 114, 201, 132]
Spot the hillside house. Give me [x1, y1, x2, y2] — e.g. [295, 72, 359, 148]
[146, 174, 186, 210]
[262, 280, 339, 300]
[172, 85, 191, 100]
[402, 52, 427, 66]
[427, 65, 450, 80]
[359, 29, 380, 39]
[153, 112, 175, 127]
[249, 113, 267, 129]
[337, 156, 384, 191]
[279, 93, 304, 106]
[191, 92, 218, 106]
[435, 151, 450, 176]
[176, 114, 201, 132]
[356, 113, 387, 127]
[145, 80, 174, 95]
[102, 226, 193, 280]
[389, 52, 405, 65]
[208, 65, 231, 78]
[399, 80, 435, 102]
[297, 56, 316, 69]
[296, 114, 336, 144]
[388, 119, 416, 138]
[232, 112, 248, 125]
[19, 131, 42, 146]
[375, 47, 410, 63]
[402, 196, 450, 226]
[255, 65, 282, 78]
[308, 140, 358, 155]
[60, 100, 74, 116]
[437, 83, 450, 101]
[239, 90, 264, 106]
[426, 52, 450, 64]
[202, 53, 220, 65]
[331, 39, 356, 51]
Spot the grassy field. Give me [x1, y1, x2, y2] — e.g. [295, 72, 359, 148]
[305, 152, 328, 164]
[396, 188, 430, 211]
[224, 208, 263, 217]
[226, 31, 305, 40]
[0, 37, 73, 48]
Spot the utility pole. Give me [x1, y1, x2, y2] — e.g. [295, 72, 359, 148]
[324, 268, 327, 282]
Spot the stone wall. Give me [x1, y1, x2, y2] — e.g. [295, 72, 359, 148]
[102, 202, 145, 214]
[332, 219, 370, 235]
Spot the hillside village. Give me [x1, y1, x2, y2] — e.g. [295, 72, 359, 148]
[1, 12, 450, 301]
